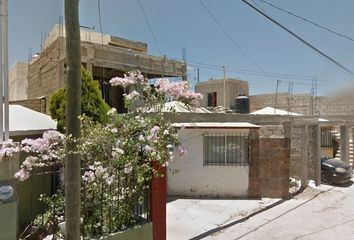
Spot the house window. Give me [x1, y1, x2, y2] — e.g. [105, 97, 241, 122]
[321, 128, 333, 147]
[203, 133, 249, 166]
[207, 92, 217, 107]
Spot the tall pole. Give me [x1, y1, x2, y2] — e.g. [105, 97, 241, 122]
[274, 80, 280, 114]
[65, 0, 81, 239]
[0, 1, 4, 141]
[197, 67, 200, 83]
[182, 47, 187, 81]
[2, 0, 9, 140]
[223, 65, 226, 109]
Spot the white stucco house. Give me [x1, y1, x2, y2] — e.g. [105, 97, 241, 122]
[167, 122, 260, 198]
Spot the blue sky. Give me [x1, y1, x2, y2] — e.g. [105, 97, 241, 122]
[8, 0, 354, 95]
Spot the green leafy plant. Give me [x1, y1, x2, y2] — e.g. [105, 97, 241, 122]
[13, 70, 200, 239]
[49, 66, 110, 132]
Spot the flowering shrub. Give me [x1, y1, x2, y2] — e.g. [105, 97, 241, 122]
[10, 70, 200, 239]
[0, 139, 20, 161]
[15, 130, 65, 181]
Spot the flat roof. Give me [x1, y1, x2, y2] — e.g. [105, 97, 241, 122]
[172, 122, 260, 129]
[7, 105, 56, 136]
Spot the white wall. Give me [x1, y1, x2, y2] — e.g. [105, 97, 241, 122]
[168, 128, 249, 198]
[9, 62, 28, 101]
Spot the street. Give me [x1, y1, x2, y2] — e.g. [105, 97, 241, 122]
[168, 180, 354, 240]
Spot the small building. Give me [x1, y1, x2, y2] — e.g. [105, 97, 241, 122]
[195, 78, 249, 110]
[168, 122, 260, 198]
[7, 104, 56, 141]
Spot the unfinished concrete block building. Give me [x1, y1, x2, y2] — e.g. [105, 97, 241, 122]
[195, 78, 249, 110]
[26, 24, 186, 112]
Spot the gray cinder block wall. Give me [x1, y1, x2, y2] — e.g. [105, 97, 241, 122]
[250, 93, 354, 116]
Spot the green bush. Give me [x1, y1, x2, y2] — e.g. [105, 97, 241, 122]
[49, 66, 110, 132]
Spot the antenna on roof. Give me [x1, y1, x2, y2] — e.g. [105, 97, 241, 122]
[182, 47, 187, 81]
[28, 48, 32, 62]
[40, 32, 43, 52]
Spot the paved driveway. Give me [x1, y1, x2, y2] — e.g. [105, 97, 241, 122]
[167, 197, 279, 240]
[167, 180, 354, 240]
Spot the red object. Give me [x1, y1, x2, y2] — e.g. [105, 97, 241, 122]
[150, 162, 167, 240]
[212, 92, 217, 107]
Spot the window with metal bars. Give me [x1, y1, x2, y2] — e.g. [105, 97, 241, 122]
[320, 127, 333, 147]
[203, 133, 249, 166]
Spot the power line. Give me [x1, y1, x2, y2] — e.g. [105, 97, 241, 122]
[137, 0, 162, 55]
[257, 0, 354, 43]
[198, 0, 267, 74]
[188, 63, 325, 86]
[187, 60, 329, 82]
[241, 0, 354, 75]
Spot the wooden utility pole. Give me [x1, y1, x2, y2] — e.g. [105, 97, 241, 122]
[65, 0, 81, 239]
[223, 65, 226, 109]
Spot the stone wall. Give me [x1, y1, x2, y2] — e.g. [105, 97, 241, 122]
[290, 126, 303, 179]
[248, 125, 290, 198]
[290, 124, 321, 186]
[250, 93, 354, 116]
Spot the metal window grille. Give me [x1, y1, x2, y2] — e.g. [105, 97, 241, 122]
[320, 127, 333, 147]
[203, 132, 249, 166]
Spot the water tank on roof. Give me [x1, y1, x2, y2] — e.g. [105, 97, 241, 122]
[235, 95, 249, 114]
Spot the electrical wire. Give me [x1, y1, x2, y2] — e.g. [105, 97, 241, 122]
[198, 0, 267, 75]
[241, 0, 354, 75]
[188, 63, 320, 87]
[137, 0, 162, 55]
[186, 60, 328, 82]
[257, 0, 354, 43]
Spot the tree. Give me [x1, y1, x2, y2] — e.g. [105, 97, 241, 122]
[49, 67, 110, 132]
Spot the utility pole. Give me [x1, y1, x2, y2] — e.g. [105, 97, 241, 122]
[182, 47, 187, 81]
[310, 78, 317, 115]
[0, 1, 3, 141]
[2, 0, 9, 140]
[223, 65, 226, 109]
[0, 0, 9, 141]
[274, 80, 280, 114]
[65, 0, 81, 239]
[197, 67, 200, 83]
[287, 81, 293, 114]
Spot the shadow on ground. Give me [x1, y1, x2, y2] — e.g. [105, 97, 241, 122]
[188, 198, 286, 240]
[187, 187, 310, 240]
